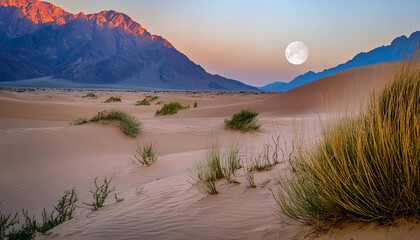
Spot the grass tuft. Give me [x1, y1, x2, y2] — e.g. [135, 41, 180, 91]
[82, 92, 97, 98]
[73, 110, 142, 137]
[131, 142, 158, 167]
[221, 144, 241, 183]
[155, 102, 189, 116]
[225, 109, 261, 132]
[194, 102, 198, 108]
[83, 176, 114, 211]
[136, 98, 151, 106]
[104, 96, 121, 103]
[273, 56, 420, 224]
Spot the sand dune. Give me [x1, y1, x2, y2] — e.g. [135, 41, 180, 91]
[0, 62, 418, 239]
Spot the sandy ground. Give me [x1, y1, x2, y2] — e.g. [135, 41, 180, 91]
[0, 62, 419, 239]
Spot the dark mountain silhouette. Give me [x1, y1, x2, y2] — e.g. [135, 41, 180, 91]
[260, 31, 420, 92]
[0, 0, 257, 91]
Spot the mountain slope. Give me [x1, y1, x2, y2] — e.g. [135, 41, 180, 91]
[260, 31, 420, 92]
[0, 0, 257, 91]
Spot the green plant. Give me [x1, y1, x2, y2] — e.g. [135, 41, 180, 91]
[135, 186, 147, 195]
[221, 144, 241, 183]
[194, 102, 198, 108]
[0, 189, 77, 240]
[114, 193, 124, 203]
[243, 157, 257, 188]
[224, 109, 261, 132]
[0, 205, 19, 239]
[188, 159, 218, 195]
[273, 57, 420, 224]
[188, 144, 224, 195]
[73, 110, 142, 137]
[131, 142, 158, 167]
[155, 102, 189, 116]
[136, 98, 151, 106]
[82, 92, 97, 98]
[83, 176, 114, 211]
[104, 96, 121, 103]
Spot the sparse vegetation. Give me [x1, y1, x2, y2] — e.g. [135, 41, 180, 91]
[273, 58, 420, 224]
[188, 159, 218, 195]
[104, 96, 121, 103]
[73, 110, 142, 137]
[135, 186, 147, 195]
[224, 109, 261, 132]
[145, 95, 159, 102]
[136, 98, 151, 106]
[194, 102, 198, 108]
[114, 193, 124, 203]
[243, 157, 257, 188]
[221, 144, 241, 183]
[188, 144, 223, 195]
[83, 176, 114, 211]
[131, 142, 158, 167]
[82, 92, 97, 98]
[0, 188, 77, 239]
[155, 102, 189, 116]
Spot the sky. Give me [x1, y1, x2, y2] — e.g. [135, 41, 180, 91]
[49, 0, 420, 86]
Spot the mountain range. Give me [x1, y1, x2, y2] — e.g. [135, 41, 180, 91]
[0, 0, 257, 91]
[260, 31, 420, 92]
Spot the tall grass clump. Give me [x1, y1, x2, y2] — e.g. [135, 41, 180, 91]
[188, 144, 224, 195]
[274, 57, 420, 224]
[155, 102, 189, 116]
[188, 159, 218, 195]
[225, 109, 261, 132]
[83, 176, 114, 211]
[131, 142, 158, 167]
[104, 96, 121, 103]
[73, 110, 142, 137]
[221, 144, 241, 183]
[243, 154, 257, 188]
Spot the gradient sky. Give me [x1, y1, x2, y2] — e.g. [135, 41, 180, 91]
[49, 0, 420, 86]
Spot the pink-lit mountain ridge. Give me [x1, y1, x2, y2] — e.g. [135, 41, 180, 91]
[0, 0, 257, 91]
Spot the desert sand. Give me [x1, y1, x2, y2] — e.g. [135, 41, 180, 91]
[0, 62, 419, 240]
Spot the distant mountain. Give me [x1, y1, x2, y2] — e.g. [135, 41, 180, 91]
[0, 0, 257, 91]
[260, 31, 420, 92]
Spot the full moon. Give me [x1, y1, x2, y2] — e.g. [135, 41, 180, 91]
[285, 41, 309, 65]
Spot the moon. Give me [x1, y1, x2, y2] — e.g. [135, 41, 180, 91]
[285, 41, 309, 65]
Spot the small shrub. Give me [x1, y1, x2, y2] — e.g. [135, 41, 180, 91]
[224, 109, 261, 132]
[155, 102, 189, 116]
[131, 142, 158, 167]
[73, 110, 142, 137]
[194, 102, 198, 108]
[83, 176, 114, 211]
[104, 96, 121, 103]
[156, 101, 163, 105]
[136, 98, 151, 106]
[82, 92, 97, 98]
